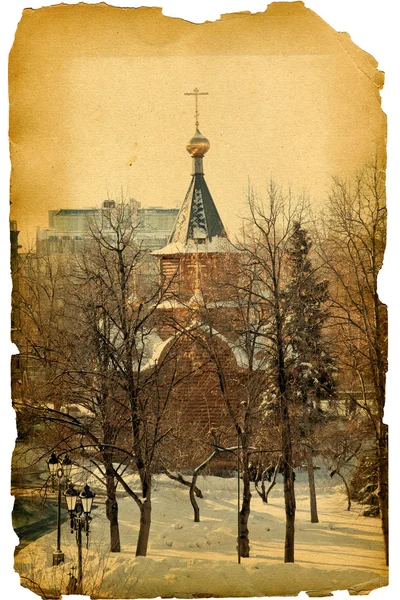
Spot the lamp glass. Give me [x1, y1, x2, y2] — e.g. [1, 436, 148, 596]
[64, 485, 79, 512]
[80, 485, 95, 515]
[62, 456, 73, 480]
[48, 453, 58, 476]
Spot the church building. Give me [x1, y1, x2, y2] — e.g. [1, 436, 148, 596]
[147, 94, 248, 441]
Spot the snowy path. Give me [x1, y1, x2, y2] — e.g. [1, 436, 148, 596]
[14, 469, 388, 598]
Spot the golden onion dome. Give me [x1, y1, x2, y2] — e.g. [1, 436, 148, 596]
[186, 128, 210, 157]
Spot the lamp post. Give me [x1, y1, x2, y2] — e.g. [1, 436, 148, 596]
[47, 453, 73, 566]
[64, 482, 96, 594]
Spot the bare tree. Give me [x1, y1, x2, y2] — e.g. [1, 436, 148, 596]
[320, 417, 368, 512]
[253, 455, 282, 504]
[170, 181, 306, 562]
[78, 201, 186, 556]
[158, 252, 266, 557]
[13, 200, 183, 558]
[320, 162, 388, 563]
[159, 428, 232, 524]
[13, 237, 132, 553]
[236, 182, 309, 563]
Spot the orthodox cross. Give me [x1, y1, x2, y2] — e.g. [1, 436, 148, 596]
[184, 87, 209, 128]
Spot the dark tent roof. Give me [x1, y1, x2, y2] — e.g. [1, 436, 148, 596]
[168, 173, 227, 246]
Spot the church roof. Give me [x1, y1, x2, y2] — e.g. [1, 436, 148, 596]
[153, 95, 235, 255]
[153, 150, 236, 255]
[179, 172, 226, 239]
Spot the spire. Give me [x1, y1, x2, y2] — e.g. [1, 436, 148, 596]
[153, 90, 233, 255]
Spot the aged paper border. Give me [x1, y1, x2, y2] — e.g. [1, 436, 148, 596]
[2, 1, 399, 598]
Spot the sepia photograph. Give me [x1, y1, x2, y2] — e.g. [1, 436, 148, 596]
[5, 1, 397, 597]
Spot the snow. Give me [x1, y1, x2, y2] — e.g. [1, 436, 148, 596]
[152, 236, 239, 255]
[157, 297, 241, 311]
[14, 469, 388, 598]
[139, 332, 171, 371]
[141, 325, 251, 371]
[157, 298, 187, 310]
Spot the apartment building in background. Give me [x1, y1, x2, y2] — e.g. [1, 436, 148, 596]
[36, 199, 179, 254]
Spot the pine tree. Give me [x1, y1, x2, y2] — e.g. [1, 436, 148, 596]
[285, 222, 336, 523]
[349, 452, 380, 517]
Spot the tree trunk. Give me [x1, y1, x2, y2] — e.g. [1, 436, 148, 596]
[275, 292, 296, 563]
[164, 469, 203, 499]
[254, 459, 281, 504]
[265, 458, 281, 503]
[136, 499, 152, 557]
[306, 446, 319, 523]
[106, 497, 121, 553]
[260, 469, 267, 502]
[190, 471, 200, 522]
[190, 482, 200, 522]
[303, 400, 318, 523]
[188, 449, 220, 522]
[334, 471, 351, 511]
[281, 399, 296, 563]
[377, 426, 389, 566]
[105, 463, 121, 552]
[254, 471, 268, 503]
[282, 466, 295, 562]
[239, 463, 251, 558]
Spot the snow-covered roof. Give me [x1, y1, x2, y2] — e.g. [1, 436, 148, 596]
[156, 298, 186, 310]
[213, 330, 250, 370]
[138, 325, 249, 372]
[137, 331, 170, 372]
[156, 295, 241, 311]
[152, 236, 238, 255]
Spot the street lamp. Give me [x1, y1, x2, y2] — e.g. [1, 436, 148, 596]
[47, 453, 72, 566]
[64, 482, 96, 594]
[47, 453, 58, 481]
[62, 454, 73, 480]
[80, 484, 96, 516]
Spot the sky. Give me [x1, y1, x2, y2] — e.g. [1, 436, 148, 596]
[9, 1, 386, 248]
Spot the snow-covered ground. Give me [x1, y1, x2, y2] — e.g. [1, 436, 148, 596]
[14, 468, 388, 598]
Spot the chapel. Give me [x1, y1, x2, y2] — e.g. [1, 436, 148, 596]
[149, 94, 247, 437]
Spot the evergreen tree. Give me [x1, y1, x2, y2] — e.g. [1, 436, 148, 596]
[349, 452, 380, 517]
[285, 222, 336, 523]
